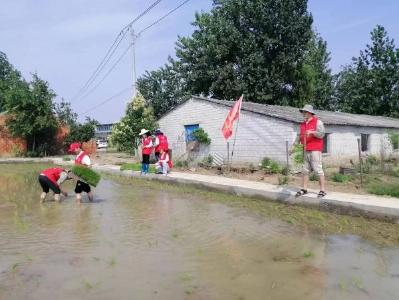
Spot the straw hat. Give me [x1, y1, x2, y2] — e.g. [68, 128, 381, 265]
[139, 129, 149, 136]
[299, 104, 315, 115]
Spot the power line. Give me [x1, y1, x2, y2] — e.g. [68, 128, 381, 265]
[81, 87, 133, 115]
[137, 0, 192, 36]
[71, 0, 164, 101]
[76, 42, 133, 101]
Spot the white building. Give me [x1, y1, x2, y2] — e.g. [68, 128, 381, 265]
[158, 96, 399, 165]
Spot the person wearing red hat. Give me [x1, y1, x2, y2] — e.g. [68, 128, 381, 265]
[68, 142, 94, 203]
[38, 167, 71, 203]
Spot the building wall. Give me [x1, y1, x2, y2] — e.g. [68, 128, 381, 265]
[159, 99, 297, 164]
[0, 114, 27, 157]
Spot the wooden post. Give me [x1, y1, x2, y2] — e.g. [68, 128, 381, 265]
[357, 138, 363, 187]
[227, 142, 230, 166]
[285, 141, 289, 170]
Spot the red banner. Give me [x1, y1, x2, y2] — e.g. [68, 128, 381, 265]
[221, 95, 243, 140]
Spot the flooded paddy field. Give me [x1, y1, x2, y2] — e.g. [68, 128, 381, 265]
[1, 163, 399, 300]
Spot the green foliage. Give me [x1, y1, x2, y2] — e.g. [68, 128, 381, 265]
[62, 156, 71, 161]
[388, 131, 399, 150]
[261, 157, 282, 174]
[367, 183, 399, 198]
[330, 173, 350, 183]
[71, 166, 101, 187]
[120, 163, 156, 173]
[64, 117, 98, 144]
[292, 143, 304, 164]
[309, 173, 319, 181]
[110, 93, 158, 152]
[366, 155, 378, 165]
[278, 175, 289, 185]
[303, 251, 314, 258]
[55, 99, 78, 127]
[192, 128, 211, 145]
[336, 25, 399, 117]
[175, 160, 189, 168]
[281, 166, 290, 176]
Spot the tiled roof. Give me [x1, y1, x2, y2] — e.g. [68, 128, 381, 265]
[193, 96, 399, 129]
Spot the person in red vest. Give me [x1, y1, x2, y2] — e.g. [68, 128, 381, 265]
[139, 129, 153, 175]
[38, 167, 71, 203]
[68, 142, 94, 203]
[291, 104, 326, 198]
[153, 129, 169, 161]
[155, 148, 173, 175]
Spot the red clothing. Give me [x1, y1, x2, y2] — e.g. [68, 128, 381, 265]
[142, 137, 153, 155]
[75, 151, 89, 165]
[159, 152, 173, 169]
[300, 117, 323, 151]
[41, 167, 64, 187]
[155, 134, 169, 152]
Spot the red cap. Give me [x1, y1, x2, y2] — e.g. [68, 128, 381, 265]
[68, 142, 81, 153]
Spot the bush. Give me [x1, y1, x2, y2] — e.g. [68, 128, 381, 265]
[292, 143, 304, 164]
[281, 166, 290, 176]
[330, 173, 350, 183]
[261, 157, 282, 174]
[175, 160, 189, 168]
[71, 166, 101, 187]
[309, 173, 319, 181]
[392, 167, 399, 177]
[192, 128, 211, 145]
[366, 155, 378, 165]
[278, 175, 289, 185]
[62, 156, 71, 161]
[367, 183, 399, 198]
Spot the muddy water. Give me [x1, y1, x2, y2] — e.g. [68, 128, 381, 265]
[0, 164, 399, 299]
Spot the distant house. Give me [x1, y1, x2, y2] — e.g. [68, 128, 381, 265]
[158, 96, 399, 165]
[95, 123, 115, 140]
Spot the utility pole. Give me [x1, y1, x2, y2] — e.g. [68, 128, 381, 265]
[130, 26, 138, 97]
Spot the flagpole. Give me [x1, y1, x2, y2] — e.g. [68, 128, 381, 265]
[230, 95, 243, 165]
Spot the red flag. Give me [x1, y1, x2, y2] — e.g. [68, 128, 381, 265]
[221, 95, 243, 140]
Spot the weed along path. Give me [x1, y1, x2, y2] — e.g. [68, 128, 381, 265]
[1, 163, 399, 299]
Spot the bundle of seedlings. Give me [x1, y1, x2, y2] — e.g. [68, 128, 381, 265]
[71, 166, 101, 187]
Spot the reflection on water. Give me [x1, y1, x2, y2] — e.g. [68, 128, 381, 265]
[0, 164, 399, 299]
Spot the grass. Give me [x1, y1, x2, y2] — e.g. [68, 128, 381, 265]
[367, 183, 399, 198]
[303, 251, 314, 258]
[107, 174, 399, 246]
[330, 173, 351, 183]
[62, 156, 71, 161]
[120, 163, 156, 173]
[71, 165, 101, 187]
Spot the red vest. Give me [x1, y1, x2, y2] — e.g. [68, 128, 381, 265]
[300, 117, 324, 151]
[142, 137, 152, 155]
[41, 167, 64, 187]
[75, 151, 89, 165]
[155, 134, 169, 152]
[160, 152, 173, 169]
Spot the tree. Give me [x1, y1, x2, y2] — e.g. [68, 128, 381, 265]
[64, 117, 98, 145]
[55, 99, 78, 127]
[175, 0, 313, 105]
[336, 25, 399, 116]
[110, 93, 157, 152]
[137, 59, 190, 118]
[4, 73, 58, 155]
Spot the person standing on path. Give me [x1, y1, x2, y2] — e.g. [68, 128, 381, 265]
[68, 142, 94, 203]
[38, 167, 71, 203]
[139, 129, 153, 175]
[291, 104, 326, 198]
[153, 129, 169, 161]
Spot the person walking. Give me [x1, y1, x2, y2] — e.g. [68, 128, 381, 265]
[139, 129, 153, 175]
[38, 167, 71, 203]
[153, 129, 169, 161]
[292, 104, 326, 198]
[68, 142, 94, 203]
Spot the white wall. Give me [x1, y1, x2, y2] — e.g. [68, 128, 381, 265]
[159, 99, 296, 164]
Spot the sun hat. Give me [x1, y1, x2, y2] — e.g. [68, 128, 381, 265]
[299, 104, 315, 115]
[139, 129, 149, 136]
[68, 142, 81, 153]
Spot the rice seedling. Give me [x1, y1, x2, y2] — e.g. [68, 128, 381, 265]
[71, 166, 101, 187]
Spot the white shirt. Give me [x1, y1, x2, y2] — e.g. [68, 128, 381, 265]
[77, 151, 91, 166]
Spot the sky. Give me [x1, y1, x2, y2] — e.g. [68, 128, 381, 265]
[1, 0, 398, 123]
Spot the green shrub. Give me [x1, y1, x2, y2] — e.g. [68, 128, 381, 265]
[63, 156, 71, 161]
[292, 143, 304, 164]
[71, 166, 101, 187]
[367, 183, 399, 198]
[192, 128, 211, 145]
[278, 175, 289, 185]
[366, 155, 378, 165]
[261, 157, 282, 174]
[330, 173, 350, 183]
[309, 173, 319, 181]
[281, 166, 290, 176]
[175, 160, 189, 168]
[391, 167, 399, 177]
[120, 163, 155, 173]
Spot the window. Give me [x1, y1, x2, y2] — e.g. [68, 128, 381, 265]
[361, 134, 369, 152]
[184, 124, 199, 142]
[322, 133, 330, 154]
